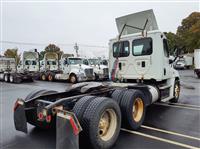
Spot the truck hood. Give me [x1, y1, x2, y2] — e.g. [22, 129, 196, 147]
[71, 64, 93, 70]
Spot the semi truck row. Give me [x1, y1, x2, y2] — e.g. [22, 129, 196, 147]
[14, 10, 183, 149]
[0, 50, 109, 83]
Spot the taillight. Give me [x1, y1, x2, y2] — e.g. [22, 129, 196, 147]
[46, 115, 52, 123]
[38, 112, 44, 120]
[14, 100, 24, 111]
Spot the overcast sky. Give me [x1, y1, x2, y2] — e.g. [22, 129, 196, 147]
[0, 1, 199, 57]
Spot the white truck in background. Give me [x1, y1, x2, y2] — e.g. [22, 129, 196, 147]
[17, 49, 40, 79]
[54, 56, 95, 83]
[0, 57, 33, 83]
[87, 58, 109, 80]
[194, 49, 200, 78]
[39, 52, 61, 81]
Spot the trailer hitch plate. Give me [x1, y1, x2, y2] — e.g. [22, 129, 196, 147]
[14, 99, 28, 133]
[56, 110, 82, 149]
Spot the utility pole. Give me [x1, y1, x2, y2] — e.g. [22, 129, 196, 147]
[74, 43, 79, 57]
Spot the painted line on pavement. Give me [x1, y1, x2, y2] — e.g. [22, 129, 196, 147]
[154, 102, 200, 111]
[121, 128, 200, 149]
[141, 125, 200, 141]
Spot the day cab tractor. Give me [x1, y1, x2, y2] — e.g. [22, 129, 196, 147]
[13, 9, 180, 149]
[0, 56, 33, 83]
[87, 58, 109, 80]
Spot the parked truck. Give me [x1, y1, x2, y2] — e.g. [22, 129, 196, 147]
[17, 49, 40, 79]
[194, 49, 200, 78]
[14, 10, 180, 149]
[0, 57, 33, 83]
[54, 55, 95, 83]
[39, 52, 61, 81]
[87, 58, 109, 80]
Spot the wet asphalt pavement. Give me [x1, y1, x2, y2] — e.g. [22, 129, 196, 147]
[0, 70, 200, 149]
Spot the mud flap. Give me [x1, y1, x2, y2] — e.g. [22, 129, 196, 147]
[56, 110, 82, 149]
[14, 99, 28, 133]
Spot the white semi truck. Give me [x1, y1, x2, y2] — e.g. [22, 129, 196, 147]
[14, 10, 180, 149]
[87, 58, 109, 80]
[0, 57, 33, 83]
[39, 52, 61, 81]
[54, 55, 95, 83]
[17, 50, 40, 79]
[194, 49, 200, 78]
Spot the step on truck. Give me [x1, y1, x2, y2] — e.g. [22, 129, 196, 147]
[87, 58, 109, 80]
[14, 9, 181, 149]
[194, 49, 200, 78]
[53, 54, 95, 83]
[0, 57, 33, 83]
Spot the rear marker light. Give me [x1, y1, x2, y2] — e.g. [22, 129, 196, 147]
[46, 115, 52, 123]
[38, 112, 44, 120]
[69, 117, 79, 136]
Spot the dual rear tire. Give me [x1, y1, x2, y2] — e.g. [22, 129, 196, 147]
[73, 96, 121, 149]
[111, 89, 146, 130]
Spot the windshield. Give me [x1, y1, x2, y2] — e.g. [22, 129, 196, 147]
[100, 60, 108, 66]
[68, 58, 83, 65]
[88, 59, 99, 65]
[47, 60, 57, 65]
[25, 60, 37, 65]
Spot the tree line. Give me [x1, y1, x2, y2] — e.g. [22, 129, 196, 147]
[2, 11, 200, 64]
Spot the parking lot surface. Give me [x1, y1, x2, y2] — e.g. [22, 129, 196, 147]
[0, 70, 200, 149]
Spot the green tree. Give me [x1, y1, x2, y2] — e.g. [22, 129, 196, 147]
[164, 32, 179, 55]
[177, 12, 200, 53]
[4, 48, 21, 65]
[43, 44, 63, 59]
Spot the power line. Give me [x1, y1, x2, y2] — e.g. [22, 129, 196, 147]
[0, 41, 108, 49]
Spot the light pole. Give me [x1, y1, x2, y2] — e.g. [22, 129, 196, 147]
[74, 43, 79, 57]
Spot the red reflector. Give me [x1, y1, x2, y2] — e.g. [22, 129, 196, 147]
[38, 112, 43, 120]
[69, 117, 79, 135]
[46, 115, 51, 123]
[14, 101, 19, 111]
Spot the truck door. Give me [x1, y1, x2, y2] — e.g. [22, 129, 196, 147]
[63, 58, 70, 75]
[163, 39, 171, 78]
[132, 37, 152, 77]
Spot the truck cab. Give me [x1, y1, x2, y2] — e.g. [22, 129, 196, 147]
[40, 52, 59, 71]
[109, 9, 180, 102]
[17, 50, 39, 72]
[54, 56, 95, 83]
[87, 58, 109, 80]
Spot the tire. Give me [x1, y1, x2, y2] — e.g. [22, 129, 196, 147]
[25, 89, 58, 129]
[81, 97, 121, 149]
[69, 74, 77, 84]
[40, 73, 47, 81]
[4, 74, 9, 82]
[120, 89, 146, 130]
[72, 96, 96, 121]
[170, 79, 180, 103]
[9, 74, 14, 83]
[47, 73, 54, 81]
[111, 88, 127, 104]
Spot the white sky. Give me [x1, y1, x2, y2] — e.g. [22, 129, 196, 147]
[0, 1, 199, 57]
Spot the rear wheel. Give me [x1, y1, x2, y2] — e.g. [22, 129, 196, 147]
[111, 88, 127, 104]
[120, 89, 146, 130]
[4, 74, 9, 82]
[47, 73, 54, 81]
[9, 74, 14, 83]
[170, 79, 180, 103]
[81, 97, 121, 149]
[41, 73, 46, 81]
[69, 74, 77, 84]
